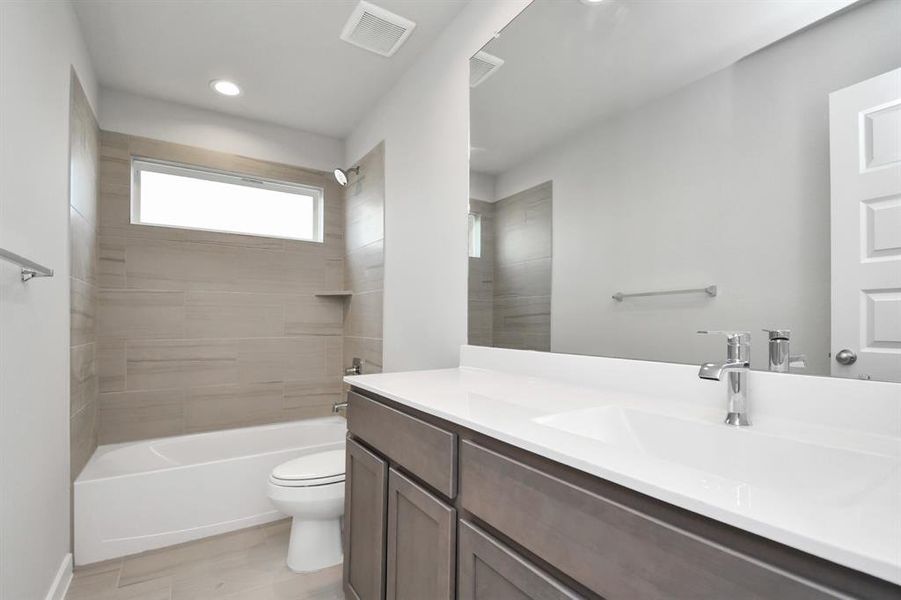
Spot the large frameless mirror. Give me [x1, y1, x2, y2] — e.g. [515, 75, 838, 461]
[468, 0, 901, 382]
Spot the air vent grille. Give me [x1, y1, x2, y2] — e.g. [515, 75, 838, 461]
[470, 51, 504, 88]
[340, 1, 416, 57]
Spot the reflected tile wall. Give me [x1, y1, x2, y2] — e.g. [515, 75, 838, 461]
[468, 199, 495, 347]
[493, 181, 552, 351]
[468, 182, 552, 352]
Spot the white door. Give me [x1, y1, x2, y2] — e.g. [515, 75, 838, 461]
[829, 68, 901, 382]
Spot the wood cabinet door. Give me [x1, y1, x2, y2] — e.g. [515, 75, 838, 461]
[344, 437, 388, 600]
[385, 468, 455, 600]
[458, 520, 583, 600]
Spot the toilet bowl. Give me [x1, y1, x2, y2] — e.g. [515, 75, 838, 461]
[267, 448, 345, 573]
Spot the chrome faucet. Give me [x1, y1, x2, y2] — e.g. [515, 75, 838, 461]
[698, 331, 751, 426]
[762, 329, 806, 373]
[344, 357, 362, 376]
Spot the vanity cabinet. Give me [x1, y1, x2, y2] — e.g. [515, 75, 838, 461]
[386, 468, 456, 600]
[458, 520, 580, 600]
[344, 438, 388, 600]
[344, 389, 899, 600]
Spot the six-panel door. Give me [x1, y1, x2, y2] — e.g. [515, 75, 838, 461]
[385, 468, 456, 600]
[344, 437, 388, 600]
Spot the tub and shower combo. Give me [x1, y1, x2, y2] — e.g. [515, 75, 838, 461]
[74, 417, 346, 565]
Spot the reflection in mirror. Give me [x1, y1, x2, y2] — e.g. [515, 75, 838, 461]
[469, 0, 901, 382]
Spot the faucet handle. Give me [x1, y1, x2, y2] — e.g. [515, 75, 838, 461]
[762, 328, 791, 340]
[697, 330, 751, 344]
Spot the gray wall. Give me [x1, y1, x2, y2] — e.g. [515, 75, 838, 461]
[496, 0, 901, 374]
[343, 143, 385, 374]
[95, 132, 346, 443]
[69, 72, 100, 480]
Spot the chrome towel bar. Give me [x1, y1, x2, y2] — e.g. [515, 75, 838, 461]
[613, 285, 716, 302]
[0, 247, 54, 281]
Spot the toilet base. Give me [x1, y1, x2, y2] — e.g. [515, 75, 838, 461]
[286, 517, 343, 573]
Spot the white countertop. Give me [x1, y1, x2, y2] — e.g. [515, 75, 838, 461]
[346, 346, 901, 586]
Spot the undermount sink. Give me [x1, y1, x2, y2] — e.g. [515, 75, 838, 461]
[533, 406, 897, 506]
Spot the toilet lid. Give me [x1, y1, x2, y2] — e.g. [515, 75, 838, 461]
[271, 449, 345, 486]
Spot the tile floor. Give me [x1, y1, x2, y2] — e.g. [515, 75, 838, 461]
[66, 520, 344, 600]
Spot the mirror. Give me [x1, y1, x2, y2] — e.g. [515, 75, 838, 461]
[469, 0, 901, 382]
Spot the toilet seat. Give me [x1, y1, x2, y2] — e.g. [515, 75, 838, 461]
[270, 449, 345, 487]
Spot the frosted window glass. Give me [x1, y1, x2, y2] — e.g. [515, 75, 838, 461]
[133, 161, 323, 242]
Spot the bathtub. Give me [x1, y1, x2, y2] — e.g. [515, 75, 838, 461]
[74, 416, 346, 565]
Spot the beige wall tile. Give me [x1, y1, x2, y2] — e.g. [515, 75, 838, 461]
[127, 339, 238, 391]
[343, 337, 383, 374]
[345, 239, 384, 293]
[184, 383, 284, 433]
[284, 296, 343, 336]
[284, 377, 343, 410]
[98, 337, 126, 392]
[493, 295, 552, 352]
[344, 143, 385, 254]
[98, 390, 185, 444]
[71, 342, 97, 417]
[71, 277, 96, 346]
[344, 291, 382, 339]
[95, 132, 357, 442]
[99, 290, 185, 339]
[236, 336, 336, 384]
[185, 292, 284, 339]
[98, 236, 126, 289]
[125, 238, 327, 294]
[494, 257, 552, 298]
[70, 207, 97, 285]
[70, 400, 97, 481]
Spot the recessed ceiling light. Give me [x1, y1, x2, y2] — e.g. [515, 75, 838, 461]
[210, 79, 241, 96]
[580, 0, 606, 4]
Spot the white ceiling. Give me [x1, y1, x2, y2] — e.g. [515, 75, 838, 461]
[73, 0, 468, 139]
[471, 0, 855, 174]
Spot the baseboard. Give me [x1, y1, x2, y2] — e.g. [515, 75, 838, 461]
[45, 553, 73, 600]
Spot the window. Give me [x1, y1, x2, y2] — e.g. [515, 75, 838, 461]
[468, 212, 482, 258]
[131, 158, 324, 242]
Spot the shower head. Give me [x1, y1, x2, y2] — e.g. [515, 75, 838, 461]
[334, 166, 360, 186]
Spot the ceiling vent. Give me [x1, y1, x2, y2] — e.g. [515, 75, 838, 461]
[340, 1, 416, 57]
[470, 51, 504, 88]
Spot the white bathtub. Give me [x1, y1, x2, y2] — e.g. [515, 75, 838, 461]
[74, 417, 346, 565]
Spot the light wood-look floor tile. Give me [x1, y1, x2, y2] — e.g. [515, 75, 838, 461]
[68, 521, 344, 600]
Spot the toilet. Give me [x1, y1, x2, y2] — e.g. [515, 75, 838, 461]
[267, 448, 346, 573]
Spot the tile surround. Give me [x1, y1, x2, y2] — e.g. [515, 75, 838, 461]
[69, 72, 100, 481]
[95, 132, 349, 443]
[343, 143, 385, 376]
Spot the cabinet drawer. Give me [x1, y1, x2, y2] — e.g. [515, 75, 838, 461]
[347, 391, 456, 498]
[459, 440, 839, 600]
[458, 520, 582, 600]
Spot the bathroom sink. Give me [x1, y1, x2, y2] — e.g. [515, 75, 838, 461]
[533, 406, 896, 506]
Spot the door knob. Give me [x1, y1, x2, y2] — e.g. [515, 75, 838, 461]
[835, 349, 857, 365]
